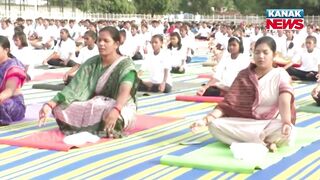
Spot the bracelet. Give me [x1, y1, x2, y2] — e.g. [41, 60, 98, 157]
[44, 102, 54, 109]
[113, 106, 121, 114]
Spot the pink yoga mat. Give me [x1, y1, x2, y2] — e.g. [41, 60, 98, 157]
[32, 72, 64, 81]
[176, 95, 224, 103]
[197, 74, 212, 79]
[0, 115, 180, 151]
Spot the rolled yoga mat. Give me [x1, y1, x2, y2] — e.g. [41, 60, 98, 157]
[276, 62, 301, 68]
[202, 61, 218, 67]
[32, 83, 65, 91]
[160, 127, 320, 173]
[297, 103, 319, 113]
[190, 56, 208, 63]
[176, 95, 224, 103]
[197, 74, 212, 79]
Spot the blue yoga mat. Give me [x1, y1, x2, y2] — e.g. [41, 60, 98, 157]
[190, 56, 208, 63]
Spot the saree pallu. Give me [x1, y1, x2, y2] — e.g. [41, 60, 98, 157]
[0, 95, 26, 125]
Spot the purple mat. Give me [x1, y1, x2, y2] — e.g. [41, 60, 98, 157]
[12, 103, 52, 124]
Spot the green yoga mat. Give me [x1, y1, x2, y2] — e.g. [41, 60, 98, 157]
[32, 83, 65, 91]
[297, 103, 319, 113]
[160, 128, 320, 173]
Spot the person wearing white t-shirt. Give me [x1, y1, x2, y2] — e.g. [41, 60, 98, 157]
[168, 32, 188, 74]
[250, 26, 262, 44]
[286, 35, 320, 81]
[195, 22, 211, 40]
[63, 30, 99, 85]
[130, 24, 143, 60]
[284, 30, 300, 60]
[30, 19, 55, 50]
[140, 23, 152, 56]
[24, 19, 34, 38]
[197, 36, 250, 96]
[12, 31, 34, 80]
[118, 30, 136, 58]
[274, 30, 287, 54]
[215, 25, 229, 50]
[180, 25, 195, 63]
[138, 35, 172, 93]
[43, 28, 77, 67]
[150, 20, 164, 36]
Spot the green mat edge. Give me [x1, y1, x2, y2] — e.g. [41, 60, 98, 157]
[160, 127, 320, 173]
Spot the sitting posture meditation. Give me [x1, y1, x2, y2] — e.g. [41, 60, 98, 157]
[42, 28, 78, 67]
[0, 36, 27, 125]
[191, 36, 296, 152]
[38, 27, 138, 138]
[168, 32, 188, 74]
[285, 35, 320, 81]
[197, 36, 250, 96]
[138, 34, 172, 93]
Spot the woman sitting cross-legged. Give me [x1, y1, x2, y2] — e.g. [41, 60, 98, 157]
[191, 36, 296, 152]
[42, 28, 78, 67]
[0, 36, 27, 125]
[38, 27, 138, 138]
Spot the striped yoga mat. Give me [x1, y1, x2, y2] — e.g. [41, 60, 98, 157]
[0, 61, 319, 178]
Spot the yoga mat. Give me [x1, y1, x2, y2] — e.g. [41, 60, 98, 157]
[34, 65, 66, 70]
[172, 82, 200, 91]
[176, 95, 224, 103]
[197, 74, 212, 79]
[202, 61, 217, 67]
[0, 115, 180, 151]
[32, 83, 65, 91]
[276, 63, 301, 68]
[32, 72, 65, 81]
[160, 127, 320, 173]
[297, 103, 319, 113]
[190, 57, 208, 63]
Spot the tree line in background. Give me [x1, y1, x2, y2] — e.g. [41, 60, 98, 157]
[5, 0, 320, 16]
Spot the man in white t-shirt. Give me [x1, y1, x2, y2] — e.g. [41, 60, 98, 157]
[195, 22, 211, 40]
[30, 19, 55, 49]
[286, 35, 320, 81]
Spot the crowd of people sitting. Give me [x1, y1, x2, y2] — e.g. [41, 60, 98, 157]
[0, 16, 319, 151]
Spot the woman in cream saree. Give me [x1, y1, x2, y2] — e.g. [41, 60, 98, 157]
[191, 36, 296, 151]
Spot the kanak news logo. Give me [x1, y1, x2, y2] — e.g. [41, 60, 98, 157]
[266, 9, 304, 30]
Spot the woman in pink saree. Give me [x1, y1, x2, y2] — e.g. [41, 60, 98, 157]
[191, 36, 296, 151]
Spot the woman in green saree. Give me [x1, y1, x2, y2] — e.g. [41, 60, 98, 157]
[38, 26, 138, 138]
